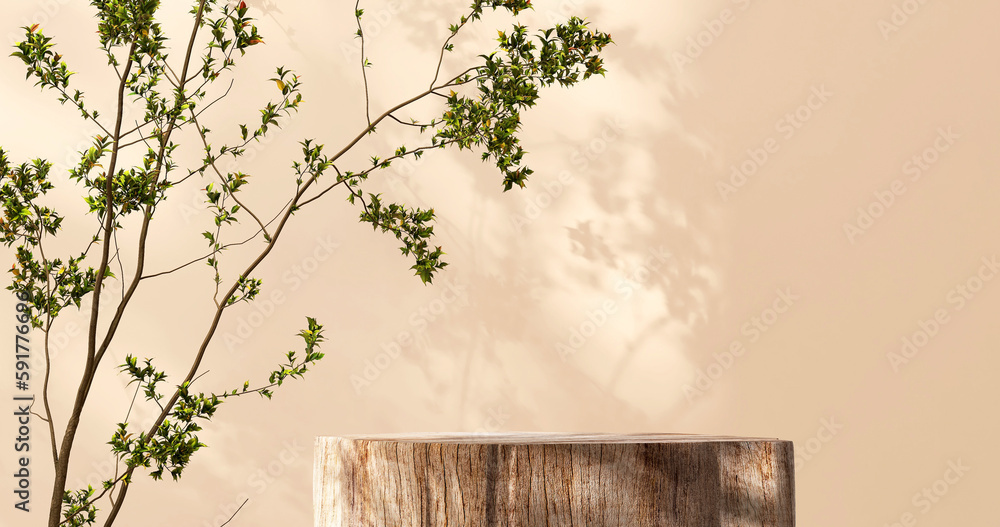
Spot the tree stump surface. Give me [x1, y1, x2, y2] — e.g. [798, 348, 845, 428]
[314, 433, 795, 527]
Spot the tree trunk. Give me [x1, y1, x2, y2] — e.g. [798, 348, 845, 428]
[313, 433, 795, 526]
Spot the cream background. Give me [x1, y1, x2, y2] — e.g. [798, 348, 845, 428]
[0, 0, 995, 525]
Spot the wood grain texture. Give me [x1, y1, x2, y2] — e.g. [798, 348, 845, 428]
[314, 433, 794, 527]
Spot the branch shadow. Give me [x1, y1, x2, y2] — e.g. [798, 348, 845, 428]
[366, 1, 734, 435]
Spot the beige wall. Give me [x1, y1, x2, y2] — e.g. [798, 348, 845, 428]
[0, 0, 995, 525]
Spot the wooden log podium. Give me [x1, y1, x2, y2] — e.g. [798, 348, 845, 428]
[314, 433, 794, 526]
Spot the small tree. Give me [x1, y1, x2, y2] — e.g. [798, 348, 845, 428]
[1, 1, 611, 525]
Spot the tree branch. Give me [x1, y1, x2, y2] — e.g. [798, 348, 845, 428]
[188, 108, 271, 241]
[355, 0, 372, 127]
[140, 197, 290, 281]
[220, 498, 249, 527]
[298, 139, 457, 209]
[430, 5, 477, 89]
[30, 208, 60, 465]
[47, 39, 137, 527]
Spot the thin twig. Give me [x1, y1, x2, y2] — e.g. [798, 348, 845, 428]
[140, 197, 290, 281]
[387, 113, 431, 128]
[188, 106, 271, 241]
[219, 499, 249, 527]
[429, 6, 477, 89]
[355, 0, 372, 127]
[298, 139, 458, 209]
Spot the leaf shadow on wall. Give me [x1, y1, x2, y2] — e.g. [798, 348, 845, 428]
[370, 2, 733, 434]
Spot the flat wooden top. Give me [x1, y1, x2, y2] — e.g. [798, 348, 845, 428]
[322, 433, 788, 444]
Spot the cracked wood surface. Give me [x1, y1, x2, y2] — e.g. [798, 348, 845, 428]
[314, 433, 795, 527]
